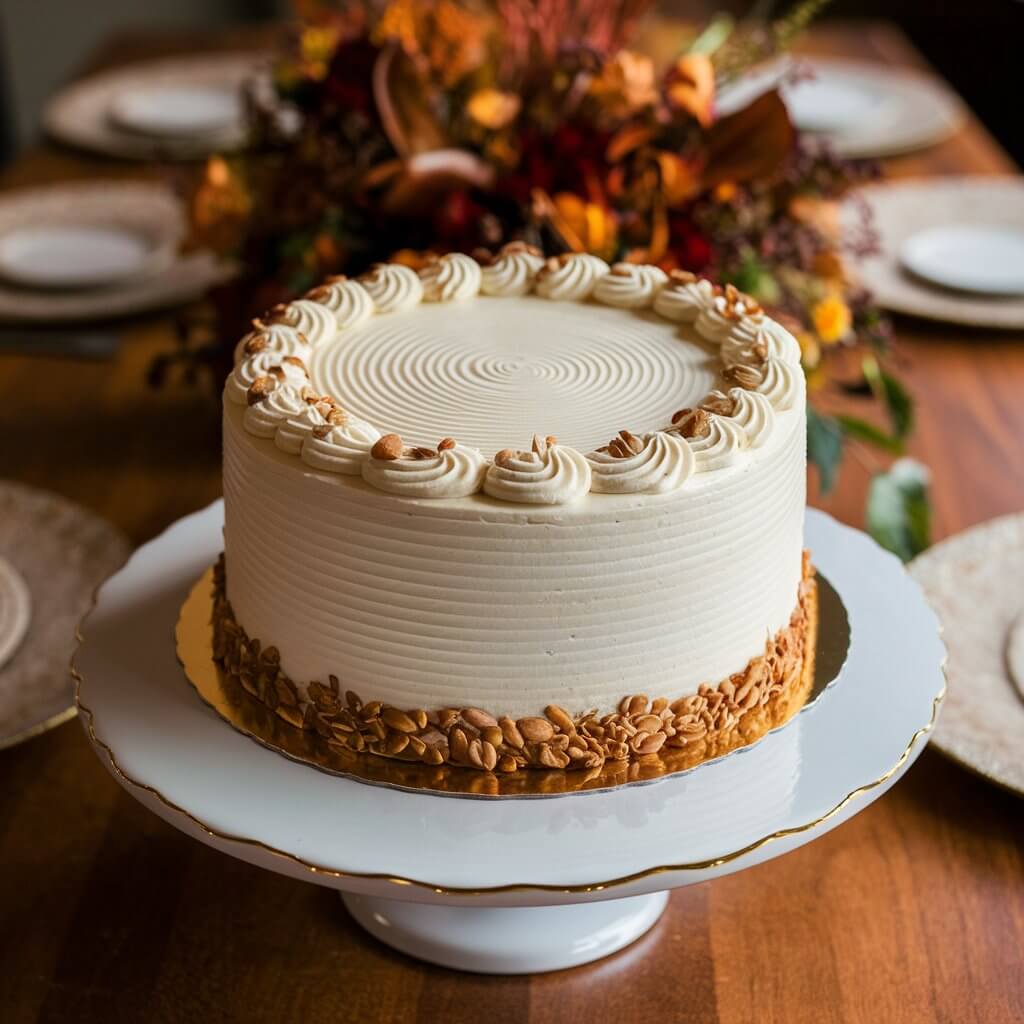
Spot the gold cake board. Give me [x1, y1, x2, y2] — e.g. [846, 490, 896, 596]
[176, 567, 847, 798]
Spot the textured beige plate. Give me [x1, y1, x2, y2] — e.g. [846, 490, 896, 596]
[176, 567, 849, 798]
[0, 182, 229, 323]
[910, 513, 1024, 796]
[0, 482, 130, 750]
[44, 52, 268, 160]
[844, 178, 1024, 329]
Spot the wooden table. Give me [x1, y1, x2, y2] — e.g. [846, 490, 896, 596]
[1, 21, 1022, 1024]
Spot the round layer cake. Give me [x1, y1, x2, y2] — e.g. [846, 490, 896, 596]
[218, 248, 814, 774]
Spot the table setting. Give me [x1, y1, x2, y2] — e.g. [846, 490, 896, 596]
[1, 2, 1023, 1021]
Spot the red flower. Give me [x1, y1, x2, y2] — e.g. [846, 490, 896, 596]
[668, 215, 713, 272]
[321, 39, 380, 119]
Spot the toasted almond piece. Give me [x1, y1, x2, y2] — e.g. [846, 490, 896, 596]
[438, 437, 456, 451]
[518, 716, 555, 743]
[412, 446, 437, 460]
[385, 732, 410, 755]
[494, 448, 517, 468]
[381, 707, 417, 733]
[627, 694, 648, 716]
[371, 433, 403, 460]
[499, 717, 525, 749]
[246, 375, 277, 406]
[462, 707, 498, 730]
[531, 433, 547, 456]
[481, 726, 503, 748]
[544, 704, 575, 734]
[450, 726, 469, 762]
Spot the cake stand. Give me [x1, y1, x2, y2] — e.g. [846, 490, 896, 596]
[73, 502, 945, 974]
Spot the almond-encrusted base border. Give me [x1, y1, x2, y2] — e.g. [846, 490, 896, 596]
[207, 554, 817, 791]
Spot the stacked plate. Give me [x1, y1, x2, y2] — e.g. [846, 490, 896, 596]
[44, 51, 268, 160]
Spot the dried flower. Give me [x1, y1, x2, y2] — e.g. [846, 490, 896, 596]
[812, 294, 852, 345]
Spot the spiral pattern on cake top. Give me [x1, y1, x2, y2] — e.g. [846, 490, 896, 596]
[265, 299, 337, 347]
[534, 253, 610, 301]
[587, 430, 695, 494]
[233, 322, 309, 366]
[359, 263, 424, 313]
[306, 276, 374, 329]
[593, 263, 669, 309]
[653, 272, 718, 323]
[300, 417, 382, 475]
[362, 441, 488, 498]
[420, 253, 482, 302]
[225, 351, 308, 406]
[483, 435, 592, 504]
[479, 243, 546, 297]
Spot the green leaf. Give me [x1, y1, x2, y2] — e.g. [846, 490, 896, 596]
[862, 356, 914, 439]
[866, 459, 932, 563]
[807, 407, 843, 495]
[834, 414, 904, 455]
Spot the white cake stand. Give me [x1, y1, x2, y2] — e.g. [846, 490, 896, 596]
[73, 503, 945, 974]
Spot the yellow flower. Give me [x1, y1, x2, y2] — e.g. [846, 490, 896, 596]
[467, 89, 521, 130]
[551, 193, 618, 261]
[796, 331, 821, 369]
[589, 51, 658, 119]
[811, 294, 852, 346]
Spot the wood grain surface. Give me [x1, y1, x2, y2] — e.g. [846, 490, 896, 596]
[1, 20, 1022, 1024]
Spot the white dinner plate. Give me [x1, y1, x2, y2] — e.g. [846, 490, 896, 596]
[900, 225, 1024, 296]
[842, 177, 1024, 329]
[109, 85, 244, 140]
[717, 57, 964, 159]
[0, 224, 170, 290]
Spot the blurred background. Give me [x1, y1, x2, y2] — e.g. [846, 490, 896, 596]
[2, 0, 1022, 164]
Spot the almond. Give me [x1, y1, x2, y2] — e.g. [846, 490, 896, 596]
[371, 433, 403, 460]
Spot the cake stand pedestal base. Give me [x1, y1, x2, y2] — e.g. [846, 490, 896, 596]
[341, 890, 669, 974]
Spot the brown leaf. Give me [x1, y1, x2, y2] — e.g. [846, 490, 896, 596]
[702, 89, 794, 189]
[372, 43, 449, 157]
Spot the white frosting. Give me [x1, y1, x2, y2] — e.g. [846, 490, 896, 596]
[686, 415, 747, 472]
[480, 246, 545, 296]
[593, 263, 668, 309]
[300, 418, 381, 475]
[225, 351, 308, 406]
[757, 357, 804, 412]
[695, 291, 763, 345]
[725, 388, 775, 448]
[266, 299, 337, 347]
[420, 253, 482, 302]
[307, 277, 374, 329]
[653, 276, 717, 323]
[534, 253, 609, 301]
[233, 323, 308, 365]
[721, 321, 802, 368]
[359, 263, 424, 313]
[484, 442, 592, 505]
[587, 432, 694, 494]
[274, 404, 326, 455]
[363, 445, 488, 498]
[242, 384, 307, 438]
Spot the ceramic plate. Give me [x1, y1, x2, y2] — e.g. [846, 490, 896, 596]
[0, 555, 31, 671]
[0, 224, 172, 290]
[109, 85, 244, 140]
[717, 57, 963, 158]
[911, 513, 1024, 797]
[44, 52, 267, 160]
[0, 482, 129, 750]
[0, 182, 229, 323]
[843, 177, 1024, 329]
[900, 225, 1024, 296]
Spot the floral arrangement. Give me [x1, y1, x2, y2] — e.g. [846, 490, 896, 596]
[175, 0, 929, 559]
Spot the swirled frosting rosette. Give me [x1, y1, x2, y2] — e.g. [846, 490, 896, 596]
[242, 384, 308, 438]
[534, 253, 610, 301]
[305, 276, 374, 329]
[653, 271, 718, 323]
[479, 243, 545, 297]
[720, 324, 802, 370]
[695, 284, 764, 344]
[301, 416, 381, 475]
[701, 389, 776, 448]
[593, 263, 668, 309]
[225, 351, 308, 406]
[265, 299, 337, 347]
[667, 407, 747, 472]
[273, 403, 327, 455]
[587, 430, 695, 494]
[233, 321, 309, 365]
[484, 435, 591, 504]
[754, 357, 804, 411]
[420, 253, 482, 302]
[358, 263, 424, 313]
[362, 435, 488, 497]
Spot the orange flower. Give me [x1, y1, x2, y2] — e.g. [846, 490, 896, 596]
[467, 88, 521, 130]
[665, 53, 715, 127]
[812, 294, 852, 345]
[657, 151, 701, 206]
[713, 181, 737, 203]
[589, 50, 657, 119]
[552, 193, 618, 261]
[188, 156, 251, 255]
[796, 330, 821, 369]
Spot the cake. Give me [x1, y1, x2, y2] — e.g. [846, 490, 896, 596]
[215, 247, 815, 776]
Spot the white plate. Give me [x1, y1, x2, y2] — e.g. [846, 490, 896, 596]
[0, 224, 170, 291]
[109, 86, 244, 140]
[911, 513, 1024, 796]
[44, 52, 267, 160]
[717, 57, 964, 159]
[901, 225, 1024, 296]
[0, 182, 230, 322]
[843, 177, 1024, 329]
